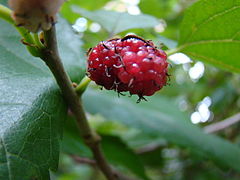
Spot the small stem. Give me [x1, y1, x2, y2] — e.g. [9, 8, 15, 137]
[136, 143, 164, 154]
[0, 4, 13, 24]
[19, 31, 41, 57]
[33, 33, 44, 49]
[75, 76, 91, 96]
[204, 113, 240, 134]
[41, 27, 117, 180]
[0, 4, 40, 57]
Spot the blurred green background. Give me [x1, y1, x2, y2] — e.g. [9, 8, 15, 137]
[54, 0, 240, 179]
[1, 0, 240, 179]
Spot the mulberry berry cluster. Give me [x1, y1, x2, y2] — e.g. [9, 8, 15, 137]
[87, 35, 169, 101]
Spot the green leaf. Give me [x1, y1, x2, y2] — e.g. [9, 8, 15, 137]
[178, 0, 240, 73]
[83, 89, 240, 172]
[62, 117, 150, 180]
[138, 146, 164, 167]
[0, 18, 85, 179]
[0, 0, 8, 6]
[72, 6, 160, 35]
[157, 35, 177, 49]
[61, 0, 110, 23]
[101, 135, 150, 180]
[139, 0, 177, 18]
[61, 117, 92, 158]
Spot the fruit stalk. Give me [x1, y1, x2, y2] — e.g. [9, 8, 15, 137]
[40, 27, 117, 180]
[75, 76, 92, 96]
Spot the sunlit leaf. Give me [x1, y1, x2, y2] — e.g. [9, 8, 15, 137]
[139, 0, 177, 18]
[72, 6, 160, 35]
[179, 0, 240, 73]
[61, 0, 110, 23]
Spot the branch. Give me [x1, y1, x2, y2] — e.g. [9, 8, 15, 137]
[40, 27, 117, 180]
[204, 113, 240, 134]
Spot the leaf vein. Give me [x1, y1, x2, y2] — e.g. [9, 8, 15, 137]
[231, 30, 240, 39]
[183, 52, 240, 73]
[179, 39, 240, 50]
[185, 5, 240, 42]
[0, 137, 11, 180]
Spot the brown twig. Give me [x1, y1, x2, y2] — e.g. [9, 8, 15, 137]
[136, 143, 164, 154]
[40, 27, 117, 180]
[204, 113, 240, 134]
[72, 156, 97, 167]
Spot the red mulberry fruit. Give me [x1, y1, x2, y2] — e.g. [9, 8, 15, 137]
[87, 35, 168, 101]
